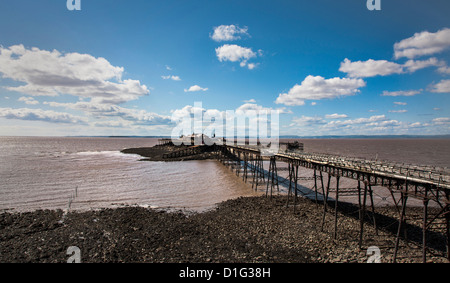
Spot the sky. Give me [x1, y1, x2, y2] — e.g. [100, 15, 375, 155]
[0, 0, 450, 137]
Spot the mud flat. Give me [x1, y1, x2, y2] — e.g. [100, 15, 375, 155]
[1, 196, 447, 263]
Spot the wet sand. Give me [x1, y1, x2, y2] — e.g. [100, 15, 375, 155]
[0, 196, 447, 263]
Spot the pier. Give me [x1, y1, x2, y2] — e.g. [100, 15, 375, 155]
[159, 139, 450, 262]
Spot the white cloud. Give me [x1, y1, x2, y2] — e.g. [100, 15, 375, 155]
[432, 117, 450, 125]
[438, 64, 450, 74]
[236, 103, 292, 114]
[247, 63, 258, 70]
[394, 28, 450, 59]
[389, 110, 408, 113]
[403, 57, 442, 73]
[340, 57, 444, 78]
[325, 113, 348, 119]
[290, 116, 326, 127]
[341, 115, 387, 125]
[381, 90, 422, 97]
[429, 79, 450, 93]
[18, 96, 39, 105]
[44, 101, 173, 126]
[161, 75, 181, 81]
[243, 99, 256, 103]
[0, 107, 87, 124]
[0, 45, 149, 104]
[215, 44, 257, 68]
[184, 85, 208, 92]
[275, 75, 366, 106]
[339, 58, 404, 78]
[394, 102, 407, 105]
[210, 25, 249, 42]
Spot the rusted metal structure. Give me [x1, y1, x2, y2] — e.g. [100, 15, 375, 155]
[159, 140, 449, 262]
[214, 144, 450, 263]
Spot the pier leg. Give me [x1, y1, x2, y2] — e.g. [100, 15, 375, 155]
[286, 162, 293, 208]
[266, 157, 274, 199]
[368, 183, 378, 235]
[321, 173, 331, 231]
[313, 169, 318, 205]
[393, 188, 408, 263]
[274, 159, 280, 192]
[320, 171, 325, 203]
[446, 205, 450, 261]
[359, 181, 368, 249]
[334, 175, 340, 239]
[357, 180, 362, 222]
[257, 156, 264, 191]
[423, 197, 429, 263]
[294, 165, 299, 213]
[243, 152, 248, 183]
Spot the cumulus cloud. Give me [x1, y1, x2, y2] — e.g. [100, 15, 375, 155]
[286, 113, 436, 135]
[394, 102, 407, 105]
[438, 64, 450, 74]
[44, 101, 172, 126]
[339, 58, 404, 78]
[394, 28, 450, 59]
[403, 57, 442, 73]
[210, 25, 249, 42]
[18, 96, 39, 105]
[429, 79, 450, 93]
[325, 113, 348, 119]
[0, 45, 150, 104]
[215, 44, 257, 69]
[432, 117, 450, 125]
[389, 110, 408, 113]
[184, 85, 208, 92]
[340, 57, 443, 78]
[0, 107, 87, 124]
[161, 75, 181, 81]
[381, 90, 422, 97]
[275, 75, 366, 106]
[236, 103, 292, 114]
[290, 116, 326, 127]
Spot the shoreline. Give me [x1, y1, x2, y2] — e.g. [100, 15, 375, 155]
[1, 195, 448, 263]
[121, 144, 217, 161]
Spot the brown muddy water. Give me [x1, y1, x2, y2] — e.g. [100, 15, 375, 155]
[0, 137, 448, 212]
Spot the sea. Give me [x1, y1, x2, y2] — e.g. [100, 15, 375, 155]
[0, 137, 449, 212]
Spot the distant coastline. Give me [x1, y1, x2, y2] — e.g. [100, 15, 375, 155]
[69, 134, 450, 139]
[2, 135, 449, 139]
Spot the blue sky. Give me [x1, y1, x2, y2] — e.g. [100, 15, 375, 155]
[0, 0, 449, 136]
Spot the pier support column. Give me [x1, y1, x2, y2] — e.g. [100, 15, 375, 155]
[286, 162, 299, 212]
[313, 169, 318, 205]
[334, 175, 340, 239]
[321, 173, 332, 232]
[422, 193, 429, 263]
[266, 156, 279, 199]
[252, 155, 264, 191]
[393, 183, 409, 263]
